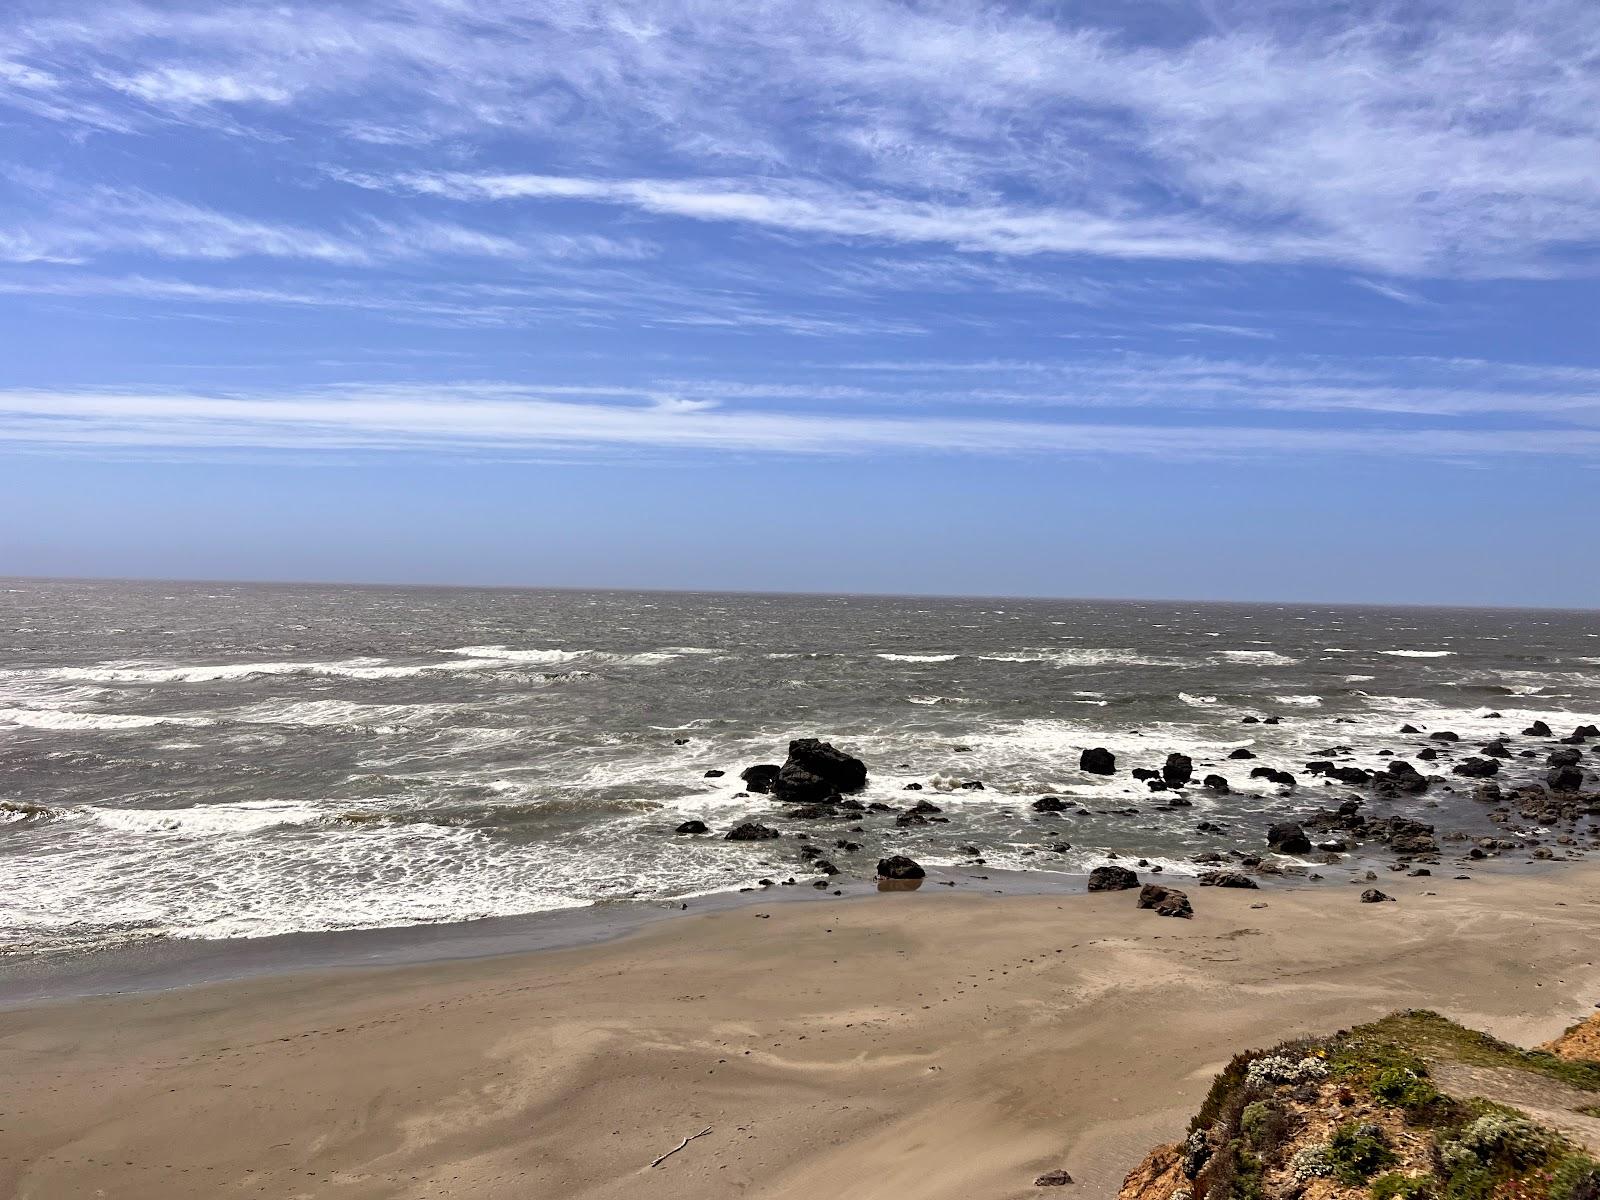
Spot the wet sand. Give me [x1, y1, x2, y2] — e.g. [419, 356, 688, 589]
[4, 866, 1600, 1200]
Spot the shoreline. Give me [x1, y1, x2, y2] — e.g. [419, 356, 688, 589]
[5, 862, 1600, 1199]
[0, 849, 1554, 1008]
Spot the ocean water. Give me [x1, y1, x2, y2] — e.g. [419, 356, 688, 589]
[1, 578, 1596, 954]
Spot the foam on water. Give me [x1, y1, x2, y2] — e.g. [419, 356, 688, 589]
[2, 579, 1595, 953]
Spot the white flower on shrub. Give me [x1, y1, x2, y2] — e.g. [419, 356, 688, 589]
[1245, 1054, 1330, 1089]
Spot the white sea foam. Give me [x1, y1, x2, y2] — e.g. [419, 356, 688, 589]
[230, 699, 457, 729]
[85, 800, 329, 836]
[1343, 674, 1376, 683]
[1379, 650, 1455, 658]
[877, 652, 959, 662]
[1271, 694, 1323, 707]
[447, 645, 588, 663]
[1219, 649, 1300, 665]
[1179, 692, 1220, 706]
[0, 707, 214, 731]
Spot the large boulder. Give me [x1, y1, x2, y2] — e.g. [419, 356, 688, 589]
[739, 764, 781, 793]
[774, 739, 868, 803]
[1202, 774, 1231, 794]
[876, 854, 925, 880]
[1080, 747, 1117, 775]
[1524, 720, 1553, 737]
[1033, 795, 1070, 812]
[725, 822, 779, 841]
[1452, 757, 1500, 778]
[1137, 884, 1193, 919]
[1266, 822, 1312, 854]
[1087, 864, 1140, 892]
[1162, 753, 1194, 787]
[1549, 748, 1583, 768]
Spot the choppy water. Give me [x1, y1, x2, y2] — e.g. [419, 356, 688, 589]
[1, 578, 1596, 953]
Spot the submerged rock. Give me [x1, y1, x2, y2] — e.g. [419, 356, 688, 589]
[1198, 870, 1259, 889]
[1266, 823, 1312, 854]
[1162, 753, 1194, 787]
[1080, 747, 1117, 775]
[675, 819, 710, 835]
[725, 822, 780, 841]
[739, 763, 781, 793]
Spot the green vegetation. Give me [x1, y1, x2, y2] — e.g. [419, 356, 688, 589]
[1328, 1121, 1398, 1184]
[1159, 1011, 1600, 1200]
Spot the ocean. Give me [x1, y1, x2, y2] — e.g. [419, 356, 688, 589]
[1, 578, 1596, 956]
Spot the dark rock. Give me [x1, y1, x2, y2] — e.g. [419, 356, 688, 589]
[725, 822, 779, 841]
[877, 854, 925, 880]
[1202, 774, 1230, 793]
[1524, 720, 1553, 737]
[1400, 724, 1422, 734]
[1035, 1170, 1074, 1187]
[1080, 747, 1116, 775]
[774, 739, 868, 804]
[1242, 716, 1260, 724]
[1415, 747, 1439, 762]
[1578, 725, 1600, 738]
[902, 782, 924, 791]
[960, 780, 985, 790]
[1198, 871, 1259, 889]
[1429, 731, 1460, 742]
[1549, 748, 1583, 767]
[1263, 717, 1281, 725]
[1137, 884, 1193, 918]
[703, 769, 725, 778]
[895, 812, 928, 827]
[1481, 740, 1512, 758]
[1267, 823, 1312, 854]
[1145, 778, 1168, 792]
[910, 799, 943, 814]
[675, 820, 710, 835]
[1228, 748, 1257, 760]
[1162, 753, 1194, 787]
[1360, 888, 1394, 903]
[1086, 865, 1140, 892]
[1452, 757, 1500, 778]
[1549, 765, 1584, 792]
[1132, 768, 1160, 781]
[740, 764, 781, 794]
[1032, 796, 1070, 812]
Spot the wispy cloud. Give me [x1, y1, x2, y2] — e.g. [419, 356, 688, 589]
[5, 0, 1598, 278]
[2, 374, 1597, 462]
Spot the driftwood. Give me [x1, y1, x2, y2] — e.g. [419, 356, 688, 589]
[649, 1126, 712, 1168]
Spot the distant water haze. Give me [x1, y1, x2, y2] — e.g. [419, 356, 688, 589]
[0, 578, 1596, 954]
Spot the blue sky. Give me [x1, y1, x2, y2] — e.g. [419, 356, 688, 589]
[1, 0, 1597, 606]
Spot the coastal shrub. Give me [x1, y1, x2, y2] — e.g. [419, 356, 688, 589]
[1549, 1153, 1600, 1200]
[1192, 1051, 1259, 1136]
[1372, 1065, 1442, 1114]
[1329, 1121, 1399, 1184]
[1245, 1053, 1329, 1091]
[1290, 1143, 1334, 1183]
[1453, 1112, 1556, 1169]
[1371, 1171, 1438, 1200]
[1240, 1100, 1297, 1156]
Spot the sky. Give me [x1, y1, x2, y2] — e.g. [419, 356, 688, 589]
[1, 0, 1598, 607]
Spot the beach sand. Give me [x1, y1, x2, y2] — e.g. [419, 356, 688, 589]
[5, 867, 1600, 1200]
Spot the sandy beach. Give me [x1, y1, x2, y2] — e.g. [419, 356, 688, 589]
[4, 866, 1599, 1200]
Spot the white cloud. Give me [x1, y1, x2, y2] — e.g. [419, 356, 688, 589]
[5, 0, 1598, 277]
[0, 382, 1595, 462]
